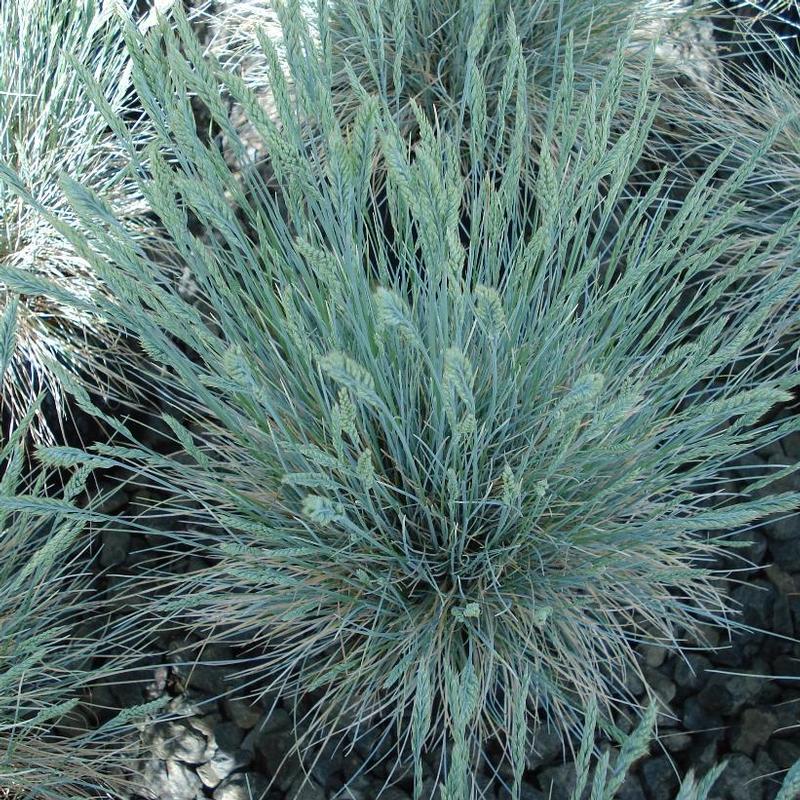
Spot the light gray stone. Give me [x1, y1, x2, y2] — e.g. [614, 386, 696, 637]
[139, 758, 204, 800]
[197, 748, 244, 788]
[149, 720, 209, 764]
[186, 713, 221, 740]
[213, 772, 269, 800]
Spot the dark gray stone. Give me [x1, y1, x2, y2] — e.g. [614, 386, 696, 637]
[53, 705, 91, 738]
[731, 452, 767, 489]
[772, 656, 800, 686]
[673, 654, 711, 693]
[285, 775, 326, 800]
[224, 696, 263, 730]
[662, 731, 692, 752]
[213, 773, 269, 800]
[639, 644, 668, 669]
[766, 566, 797, 595]
[100, 530, 131, 567]
[683, 623, 722, 650]
[306, 737, 345, 786]
[754, 750, 781, 800]
[377, 790, 414, 800]
[172, 647, 235, 698]
[733, 580, 776, 631]
[109, 666, 150, 709]
[245, 724, 301, 790]
[656, 704, 680, 730]
[711, 753, 763, 800]
[537, 762, 578, 800]
[720, 530, 768, 568]
[614, 710, 636, 735]
[642, 667, 676, 706]
[182, 664, 227, 695]
[773, 594, 795, 638]
[731, 708, 778, 756]
[212, 719, 246, 753]
[640, 755, 678, 800]
[769, 537, 800, 572]
[697, 678, 735, 716]
[497, 783, 546, 800]
[765, 511, 799, 542]
[693, 740, 724, 778]
[94, 483, 130, 515]
[130, 490, 178, 540]
[683, 696, 723, 734]
[615, 773, 646, 800]
[624, 669, 646, 698]
[697, 671, 766, 716]
[770, 693, 800, 733]
[419, 778, 443, 800]
[528, 725, 564, 768]
[768, 739, 800, 771]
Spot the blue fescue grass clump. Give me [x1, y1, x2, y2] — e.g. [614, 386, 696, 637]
[0, 0, 172, 441]
[644, 27, 800, 284]
[551, 700, 800, 800]
[5, 5, 800, 798]
[322, 0, 698, 159]
[0, 304, 166, 798]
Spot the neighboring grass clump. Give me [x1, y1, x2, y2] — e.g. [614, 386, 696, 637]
[12, 10, 800, 797]
[0, 0, 169, 441]
[321, 0, 709, 177]
[154, 0, 712, 178]
[551, 700, 800, 800]
[643, 28, 800, 291]
[0, 305, 162, 799]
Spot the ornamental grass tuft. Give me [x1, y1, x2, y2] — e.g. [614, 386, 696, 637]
[0, 0, 171, 441]
[322, 0, 707, 177]
[6, 6, 800, 799]
[643, 25, 800, 292]
[0, 305, 166, 799]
